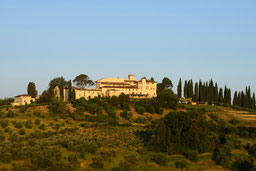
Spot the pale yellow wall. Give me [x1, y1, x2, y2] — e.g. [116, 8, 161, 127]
[12, 96, 35, 106]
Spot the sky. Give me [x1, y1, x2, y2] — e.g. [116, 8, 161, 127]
[0, 0, 256, 98]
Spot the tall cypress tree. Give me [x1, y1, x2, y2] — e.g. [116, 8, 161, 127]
[60, 77, 64, 100]
[194, 82, 199, 102]
[68, 80, 72, 102]
[228, 88, 232, 105]
[199, 80, 203, 103]
[241, 91, 245, 107]
[205, 82, 209, 103]
[177, 78, 182, 98]
[219, 88, 223, 103]
[208, 79, 214, 104]
[214, 82, 218, 104]
[238, 91, 241, 106]
[184, 80, 188, 98]
[247, 86, 252, 108]
[233, 91, 238, 106]
[189, 79, 193, 98]
[253, 93, 256, 109]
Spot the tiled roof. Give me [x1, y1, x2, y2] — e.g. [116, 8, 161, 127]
[15, 94, 31, 98]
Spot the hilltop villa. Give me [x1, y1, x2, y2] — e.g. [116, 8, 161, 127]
[55, 74, 157, 100]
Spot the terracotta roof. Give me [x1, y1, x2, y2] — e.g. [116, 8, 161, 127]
[101, 86, 138, 89]
[73, 87, 101, 91]
[15, 94, 31, 98]
[98, 82, 131, 85]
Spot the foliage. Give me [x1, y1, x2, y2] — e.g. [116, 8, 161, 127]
[27, 82, 38, 98]
[49, 98, 66, 114]
[149, 111, 212, 154]
[152, 154, 167, 166]
[73, 74, 94, 88]
[6, 110, 15, 118]
[184, 150, 199, 162]
[232, 155, 255, 171]
[157, 89, 178, 110]
[175, 159, 188, 169]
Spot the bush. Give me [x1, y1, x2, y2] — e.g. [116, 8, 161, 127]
[175, 159, 188, 169]
[212, 147, 232, 168]
[247, 144, 256, 159]
[15, 122, 23, 129]
[1, 152, 12, 163]
[137, 107, 145, 115]
[18, 129, 26, 135]
[125, 154, 137, 165]
[34, 119, 41, 125]
[184, 150, 199, 162]
[6, 110, 15, 118]
[120, 110, 128, 119]
[112, 161, 133, 171]
[134, 117, 147, 124]
[24, 120, 33, 129]
[39, 124, 46, 130]
[232, 155, 255, 171]
[0, 119, 8, 128]
[49, 97, 66, 114]
[90, 157, 104, 169]
[152, 154, 167, 166]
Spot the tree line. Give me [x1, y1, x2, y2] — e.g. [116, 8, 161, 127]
[177, 78, 255, 109]
[177, 78, 232, 105]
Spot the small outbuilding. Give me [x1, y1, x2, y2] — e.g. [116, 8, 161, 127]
[12, 94, 35, 106]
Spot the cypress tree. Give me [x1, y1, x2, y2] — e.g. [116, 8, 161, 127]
[199, 80, 203, 103]
[237, 91, 241, 106]
[208, 79, 214, 104]
[187, 79, 193, 98]
[214, 82, 218, 104]
[184, 80, 188, 98]
[233, 91, 238, 106]
[241, 91, 245, 107]
[71, 89, 76, 102]
[228, 88, 232, 105]
[60, 77, 64, 100]
[224, 86, 227, 104]
[205, 82, 209, 104]
[194, 82, 199, 102]
[68, 80, 72, 102]
[177, 78, 182, 98]
[219, 88, 223, 103]
[247, 86, 252, 108]
[253, 93, 256, 109]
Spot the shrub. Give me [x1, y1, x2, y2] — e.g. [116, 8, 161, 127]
[232, 155, 255, 171]
[148, 106, 155, 114]
[112, 161, 133, 171]
[184, 150, 199, 162]
[1, 152, 12, 163]
[18, 129, 26, 135]
[212, 147, 232, 168]
[24, 120, 33, 129]
[49, 97, 66, 114]
[90, 157, 104, 169]
[175, 159, 188, 169]
[125, 154, 137, 165]
[34, 119, 41, 125]
[0, 133, 5, 141]
[0, 119, 8, 128]
[152, 154, 167, 166]
[137, 107, 145, 115]
[247, 144, 256, 159]
[134, 117, 147, 124]
[6, 110, 15, 118]
[120, 110, 128, 119]
[15, 122, 23, 129]
[39, 124, 46, 130]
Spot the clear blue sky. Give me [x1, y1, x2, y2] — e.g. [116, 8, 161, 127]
[0, 0, 256, 98]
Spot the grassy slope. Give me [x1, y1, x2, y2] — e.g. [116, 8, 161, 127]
[0, 104, 255, 170]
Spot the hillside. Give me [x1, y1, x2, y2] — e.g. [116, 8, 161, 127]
[0, 100, 255, 170]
